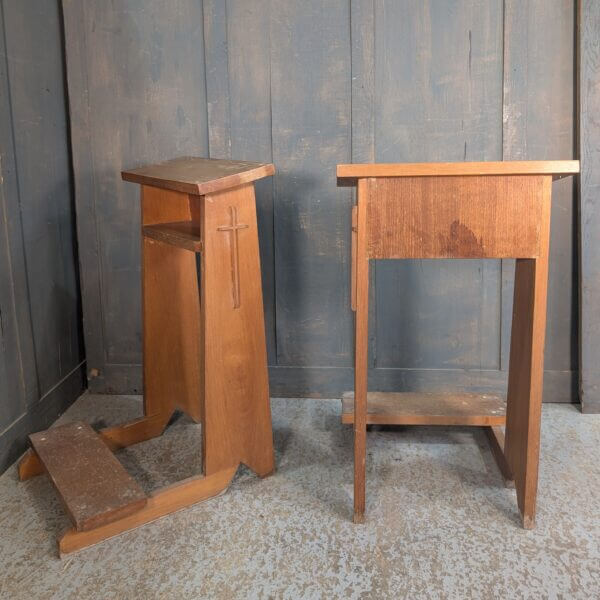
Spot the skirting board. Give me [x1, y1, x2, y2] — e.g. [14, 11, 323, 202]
[88, 364, 577, 404]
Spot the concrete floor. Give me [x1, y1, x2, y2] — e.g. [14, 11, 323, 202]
[0, 394, 599, 599]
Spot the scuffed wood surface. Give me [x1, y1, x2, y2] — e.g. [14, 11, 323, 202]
[122, 157, 274, 196]
[30, 422, 147, 531]
[341, 391, 506, 426]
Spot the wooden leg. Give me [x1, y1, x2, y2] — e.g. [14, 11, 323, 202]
[484, 426, 514, 487]
[353, 181, 369, 523]
[18, 449, 44, 480]
[58, 466, 237, 556]
[504, 183, 551, 528]
[99, 412, 172, 451]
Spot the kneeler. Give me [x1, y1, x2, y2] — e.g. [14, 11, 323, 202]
[337, 160, 579, 527]
[19, 158, 275, 556]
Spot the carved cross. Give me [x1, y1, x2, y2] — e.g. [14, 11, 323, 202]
[217, 206, 249, 309]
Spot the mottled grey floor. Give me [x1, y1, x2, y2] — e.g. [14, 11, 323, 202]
[1, 394, 599, 599]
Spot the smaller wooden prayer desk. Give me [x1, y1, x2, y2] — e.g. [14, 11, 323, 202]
[19, 157, 275, 555]
[337, 160, 579, 527]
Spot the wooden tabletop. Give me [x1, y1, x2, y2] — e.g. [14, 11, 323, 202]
[122, 157, 275, 195]
[337, 160, 580, 180]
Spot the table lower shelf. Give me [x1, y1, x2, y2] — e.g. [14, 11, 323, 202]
[341, 391, 506, 426]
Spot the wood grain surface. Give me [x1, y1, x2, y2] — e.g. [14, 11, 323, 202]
[338, 160, 579, 179]
[123, 157, 274, 196]
[141, 185, 203, 422]
[30, 422, 147, 532]
[365, 176, 548, 259]
[341, 391, 506, 426]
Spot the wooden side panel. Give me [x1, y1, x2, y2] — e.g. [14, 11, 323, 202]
[62, 0, 209, 392]
[141, 186, 202, 422]
[579, 0, 600, 412]
[202, 184, 273, 476]
[270, 0, 352, 367]
[366, 176, 544, 259]
[503, 0, 577, 399]
[372, 0, 504, 372]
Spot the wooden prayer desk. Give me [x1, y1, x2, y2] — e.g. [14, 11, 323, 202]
[19, 157, 275, 555]
[337, 160, 579, 527]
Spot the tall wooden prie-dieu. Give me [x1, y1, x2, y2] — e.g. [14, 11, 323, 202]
[337, 160, 579, 527]
[18, 157, 276, 555]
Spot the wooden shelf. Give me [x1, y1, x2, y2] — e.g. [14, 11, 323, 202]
[341, 391, 506, 426]
[143, 221, 202, 252]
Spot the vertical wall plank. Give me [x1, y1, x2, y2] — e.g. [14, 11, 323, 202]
[372, 0, 504, 374]
[3, 0, 83, 394]
[0, 0, 84, 473]
[63, 0, 209, 391]
[214, 0, 276, 362]
[351, 0, 378, 367]
[270, 1, 352, 367]
[579, 0, 600, 412]
[503, 0, 577, 401]
[0, 2, 35, 422]
[203, 0, 231, 159]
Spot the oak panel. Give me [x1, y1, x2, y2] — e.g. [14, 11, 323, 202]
[366, 176, 545, 259]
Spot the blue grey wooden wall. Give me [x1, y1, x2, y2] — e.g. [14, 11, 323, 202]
[0, 0, 85, 472]
[579, 0, 600, 413]
[63, 0, 578, 402]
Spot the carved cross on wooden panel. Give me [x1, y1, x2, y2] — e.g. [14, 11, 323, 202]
[217, 206, 249, 309]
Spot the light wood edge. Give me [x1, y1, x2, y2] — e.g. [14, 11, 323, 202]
[18, 449, 44, 480]
[336, 160, 580, 180]
[483, 426, 515, 488]
[18, 413, 172, 480]
[351, 205, 357, 311]
[58, 466, 238, 556]
[122, 163, 275, 196]
[353, 178, 370, 523]
[99, 412, 172, 451]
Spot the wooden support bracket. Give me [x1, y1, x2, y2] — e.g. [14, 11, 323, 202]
[58, 467, 237, 556]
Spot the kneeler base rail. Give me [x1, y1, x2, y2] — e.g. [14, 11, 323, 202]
[338, 160, 579, 527]
[19, 158, 276, 556]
